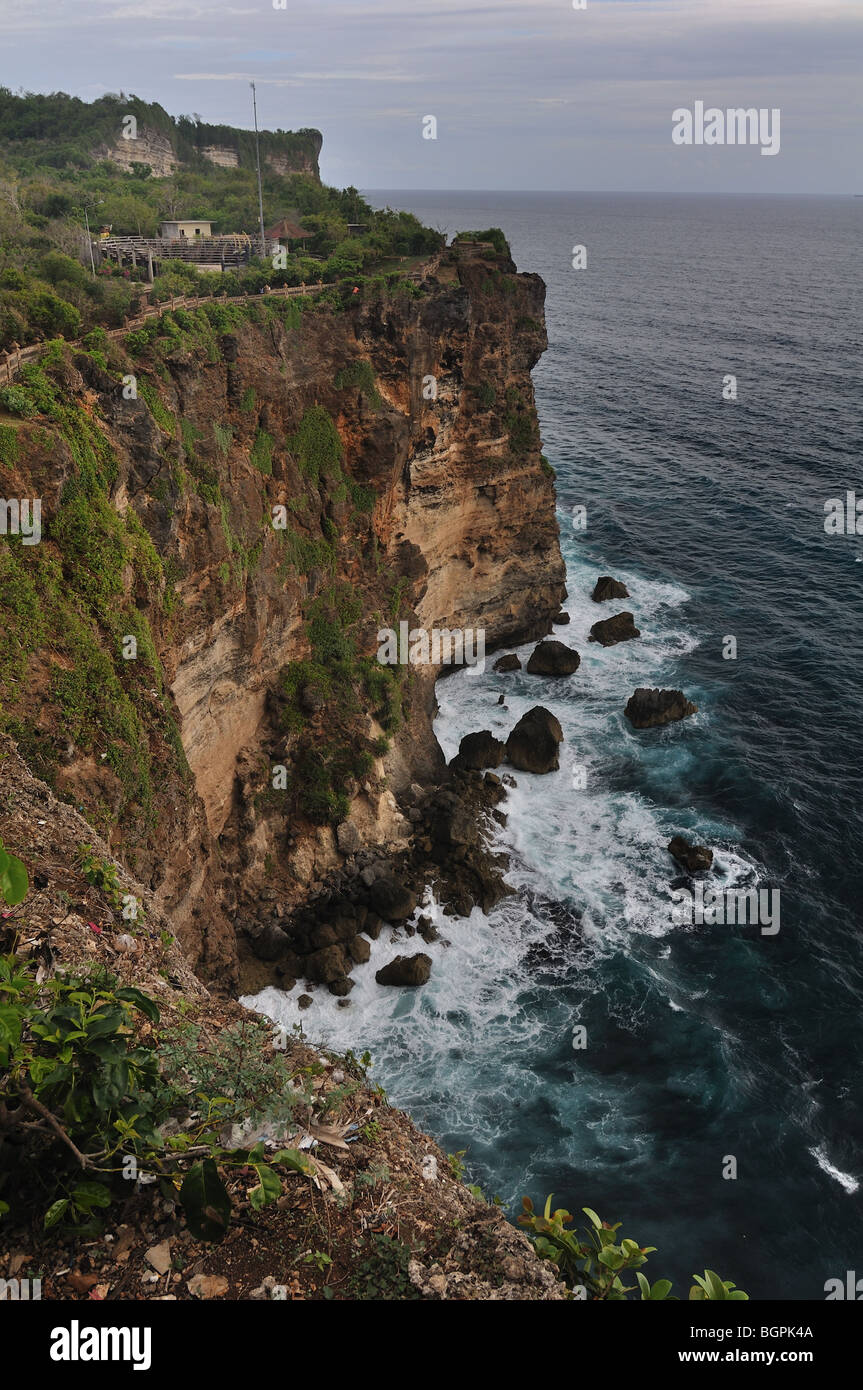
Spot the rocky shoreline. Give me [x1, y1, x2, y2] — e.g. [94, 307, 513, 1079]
[239, 566, 708, 1007]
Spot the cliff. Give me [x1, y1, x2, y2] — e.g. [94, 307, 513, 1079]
[0, 89, 322, 180]
[0, 243, 565, 995]
[0, 237, 568, 1300]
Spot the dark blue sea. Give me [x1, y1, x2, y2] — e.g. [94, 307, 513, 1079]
[252, 192, 863, 1300]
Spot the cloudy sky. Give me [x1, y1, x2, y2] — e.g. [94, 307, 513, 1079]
[0, 0, 860, 192]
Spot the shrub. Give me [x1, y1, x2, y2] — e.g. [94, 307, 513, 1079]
[287, 405, 342, 484]
[250, 426, 273, 475]
[519, 1199, 748, 1302]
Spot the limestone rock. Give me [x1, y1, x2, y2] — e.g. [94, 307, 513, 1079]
[336, 821, 362, 856]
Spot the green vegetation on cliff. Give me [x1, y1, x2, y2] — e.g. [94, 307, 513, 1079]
[0, 88, 443, 353]
[0, 342, 189, 829]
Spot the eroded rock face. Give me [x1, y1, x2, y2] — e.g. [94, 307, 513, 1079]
[376, 953, 432, 987]
[589, 612, 641, 647]
[3, 242, 564, 992]
[505, 706, 564, 773]
[624, 688, 698, 729]
[668, 836, 714, 872]
[526, 640, 580, 676]
[592, 576, 630, 602]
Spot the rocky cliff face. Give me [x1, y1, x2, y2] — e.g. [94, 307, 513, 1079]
[92, 124, 322, 181]
[93, 129, 180, 177]
[0, 243, 565, 993]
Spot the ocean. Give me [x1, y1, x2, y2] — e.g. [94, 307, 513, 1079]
[249, 192, 863, 1300]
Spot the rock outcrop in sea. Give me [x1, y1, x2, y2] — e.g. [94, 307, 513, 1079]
[624, 688, 698, 729]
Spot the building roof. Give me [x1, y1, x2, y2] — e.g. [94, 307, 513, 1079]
[266, 214, 312, 240]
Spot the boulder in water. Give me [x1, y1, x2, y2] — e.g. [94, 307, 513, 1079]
[624, 688, 698, 729]
[668, 836, 713, 872]
[526, 640, 580, 676]
[589, 611, 641, 647]
[493, 653, 521, 672]
[376, 953, 432, 988]
[505, 706, 564, 773]
[592, 576, 630, 602]
[451, 730, 505, 770]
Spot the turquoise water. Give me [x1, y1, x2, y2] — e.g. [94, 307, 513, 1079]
[250, 193, 863, 1299]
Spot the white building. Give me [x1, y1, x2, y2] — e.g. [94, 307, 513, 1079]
[160, 219, 213, 239]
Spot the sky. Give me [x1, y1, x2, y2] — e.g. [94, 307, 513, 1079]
[0, 0, 860, 193]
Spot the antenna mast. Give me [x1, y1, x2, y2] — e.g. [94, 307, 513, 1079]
[251, 81, 267, 259]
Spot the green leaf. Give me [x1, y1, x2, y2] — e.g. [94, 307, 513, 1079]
[179, 1158, 231, 1242]
[85, 1007, 126, 1039]
[582, 1207, 602, 1229]
[650, 1278, 673, 1300]
[72, 1182, 111, 1211]
[598, 1247, 625, 1270]
[270, 1147, 315, 1176]
[248, 1163, 282, 1210]
[637, 1271, 651, 1299]
[115, 987, 160, 1023]
[0, 849, 28, 906]
[0, 1004, 23, 1052]
[44, 1198, 70, 1228]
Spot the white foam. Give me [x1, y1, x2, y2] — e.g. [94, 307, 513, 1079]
[809, 1144, 859, 1194]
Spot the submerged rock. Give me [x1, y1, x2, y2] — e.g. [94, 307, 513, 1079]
[589, 611, 641, 647]
[526, 640, 580, 677]
[505, 706, 564, 773]
[668, 836, 714, 872]
[376, 953, 432, 987]
[592, 575, 630, 602]
[624, 688, 698, 729]
[552, 611, 571, 625]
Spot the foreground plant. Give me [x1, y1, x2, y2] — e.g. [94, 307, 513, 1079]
[519, 1197, 748, 1301]
[0, 949, 343, 1241]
